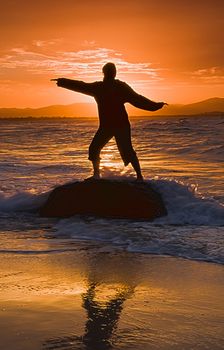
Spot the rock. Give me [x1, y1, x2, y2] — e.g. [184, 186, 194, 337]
[39, 179, 167, 220]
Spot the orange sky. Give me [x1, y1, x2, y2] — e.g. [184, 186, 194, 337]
[0, 0, 223, 107]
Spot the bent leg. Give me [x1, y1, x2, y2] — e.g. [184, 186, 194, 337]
[130, 155, 143, 181]
[88, 128, 113, 178]
[115, 128, 143, 180]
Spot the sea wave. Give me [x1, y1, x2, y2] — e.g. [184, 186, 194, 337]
[151, 179, 224, 225]
[0, 179, 223, 226]
[0, 191, 48, 212]
[0, 179, 223, 264]
[54, 216, 224, 264]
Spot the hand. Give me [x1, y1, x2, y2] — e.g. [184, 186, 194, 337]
[50, 78, 66, 86]
[156, 102, 168, 110]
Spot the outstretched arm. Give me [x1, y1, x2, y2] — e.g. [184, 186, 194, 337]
[123, 83, 167, 111]
[130, 94, 166, 111]
[51, 78, 98, 97]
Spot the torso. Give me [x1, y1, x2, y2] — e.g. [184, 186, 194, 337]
[93, 80, 130, 129]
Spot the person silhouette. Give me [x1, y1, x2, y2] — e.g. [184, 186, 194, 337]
[52, 62, 167, 180]
[82, 282, 134, 349]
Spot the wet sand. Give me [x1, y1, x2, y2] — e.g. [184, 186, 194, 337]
[0, 247, 223, 350]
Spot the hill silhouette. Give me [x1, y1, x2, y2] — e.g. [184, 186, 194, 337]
[0, 98, 224, 118]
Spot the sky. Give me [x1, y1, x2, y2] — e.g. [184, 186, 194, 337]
[0, 0, 224, 107]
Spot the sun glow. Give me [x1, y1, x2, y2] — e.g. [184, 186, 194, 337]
[0, 1, 223, 108]
[99, 143, 134, 177]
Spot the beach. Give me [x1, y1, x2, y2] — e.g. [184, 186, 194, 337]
[1, 0, 224, 347]
[0, 115, 224, 349]
[0, 250, 223, 350]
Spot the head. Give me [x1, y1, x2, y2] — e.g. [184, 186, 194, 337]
[102, 62, 116, 80]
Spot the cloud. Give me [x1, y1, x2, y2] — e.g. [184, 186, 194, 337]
[82, 40, 97, 48]
[0, 46, 163, 82]
[32, 39, 63, 47]
[189, 66, 224, 84]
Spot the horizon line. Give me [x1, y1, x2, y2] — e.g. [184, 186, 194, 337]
[0, 96, 223, 110]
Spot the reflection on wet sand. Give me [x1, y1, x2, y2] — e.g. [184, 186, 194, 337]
[43, 283, 134, 350]
[43, 252, 138, 350]
[82, 283, 134, 349]
[1, 251, 223, 350]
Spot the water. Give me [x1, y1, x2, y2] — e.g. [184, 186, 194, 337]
[0, 115, 224, 264]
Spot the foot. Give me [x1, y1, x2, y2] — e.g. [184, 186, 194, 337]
[135, 175, 144, 182]
[84, 174, 101, 182]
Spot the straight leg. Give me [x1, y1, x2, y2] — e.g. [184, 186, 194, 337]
[92, 159, 100, 178]
[130, 155, 143, 181]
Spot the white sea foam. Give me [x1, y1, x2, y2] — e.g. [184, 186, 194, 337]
[0, 191, 48, 212]
[0, 179, 223, 264]
[0, 179, 223, 225]
[150, 179, 224, 225]
[54, 215, 224, 264]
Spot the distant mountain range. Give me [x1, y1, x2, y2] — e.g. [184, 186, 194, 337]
[0, 97, 224, 118]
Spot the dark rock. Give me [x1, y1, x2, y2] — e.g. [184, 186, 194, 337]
[39, 179, 167, 220]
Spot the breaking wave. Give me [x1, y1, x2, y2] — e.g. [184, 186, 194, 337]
[0, 178, 223, 226]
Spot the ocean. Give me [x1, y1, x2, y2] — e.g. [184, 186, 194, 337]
[0, 115, 224, 264]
